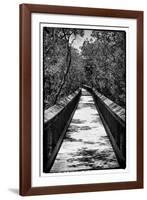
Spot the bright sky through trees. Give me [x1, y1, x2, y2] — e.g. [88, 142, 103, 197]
[71, 30, 93, 51]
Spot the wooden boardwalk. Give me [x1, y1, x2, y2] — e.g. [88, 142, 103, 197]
[50, 89, 119, 173]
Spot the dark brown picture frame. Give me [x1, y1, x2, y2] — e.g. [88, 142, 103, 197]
[19, 3, 143, 196]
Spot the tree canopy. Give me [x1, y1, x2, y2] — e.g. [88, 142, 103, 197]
[81, 30, 126, 106]
[43, 28, 126, 109]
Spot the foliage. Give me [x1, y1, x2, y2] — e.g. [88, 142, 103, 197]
[43, 28, 126, 109]
[81, 31, 126, 107]
[43, 27, 84, 109]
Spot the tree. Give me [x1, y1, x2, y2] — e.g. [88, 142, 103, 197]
[52, 28, 84, 104]
[43, 27, 84, 108]
[81, 30, 126, 107]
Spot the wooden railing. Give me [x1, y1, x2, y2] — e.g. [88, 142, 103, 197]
[43, 89, 81, 172]
[44, 86, 126, 172]
[83, 85, 126, 168]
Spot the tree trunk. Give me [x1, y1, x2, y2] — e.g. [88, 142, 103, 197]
[53, 43, 72, 104]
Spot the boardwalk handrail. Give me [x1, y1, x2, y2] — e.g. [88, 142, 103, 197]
[43, 89, 81, 172]
[83, 85, 126, 168]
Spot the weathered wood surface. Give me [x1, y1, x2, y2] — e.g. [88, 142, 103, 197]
[50, 89, 119, 173]
[91, 87, 126, 167]
[92, 88, 125, 122]
[44, 90, 80, 124]
[43, 89, 81, 172]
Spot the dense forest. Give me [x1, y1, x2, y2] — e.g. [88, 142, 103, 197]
[43, 27, 126, 109]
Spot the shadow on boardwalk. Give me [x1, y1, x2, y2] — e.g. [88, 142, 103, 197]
[50, 88, 119, 173]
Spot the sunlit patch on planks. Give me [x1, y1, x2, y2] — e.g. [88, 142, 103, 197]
[50, 89, 119, 173]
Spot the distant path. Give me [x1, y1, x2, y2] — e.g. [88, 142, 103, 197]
[50, 88, 119, 173]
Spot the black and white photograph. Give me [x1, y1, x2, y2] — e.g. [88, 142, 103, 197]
[19, 4, 143, 196]
[43, 26, 126, 173]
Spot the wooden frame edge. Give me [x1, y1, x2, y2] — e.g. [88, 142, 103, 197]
[136, 11, 144, 189]
[19, 3, 144, 196]
[19, 4, 32, 196]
